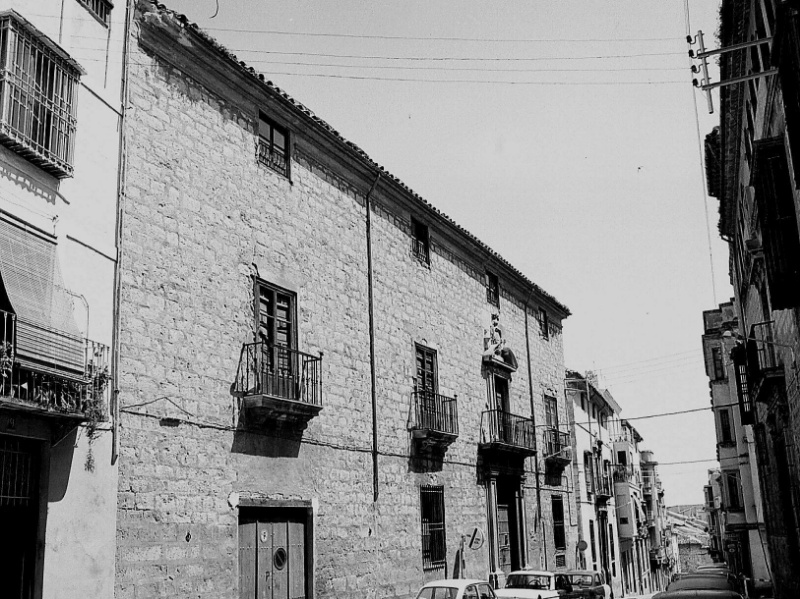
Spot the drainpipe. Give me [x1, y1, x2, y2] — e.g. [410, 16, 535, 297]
[110, 0, 136, 464]
[523, 287, 544, 568]
[364, 173, 381, 502]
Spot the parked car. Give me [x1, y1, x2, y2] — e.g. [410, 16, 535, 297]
[415, 579, 497, 599]
[559, 571, 611, 599]
[653, 591, 743, 599]
[494, 570, 571, 599]
[665, 575, 740, 594]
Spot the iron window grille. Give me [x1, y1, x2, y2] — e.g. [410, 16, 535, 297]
[258, 113, 289, 178]
[552, 495, 566, 550]
[731, 344, 754, 425]
[411, 218, 430, 265]
[0, 12, 81, 178]
[486, 271, 499, 307]
[420, 485, 446, 571]
[76, 0, 113, 26]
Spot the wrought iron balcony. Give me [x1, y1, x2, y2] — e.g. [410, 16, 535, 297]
[747, 321, 785, 403]
[479, 409, 536, 456]
[595, 475, 613, 502]
[613, 464, 635, 483]
[1, 309, 110, 421]
[411, 389, 458, 449]
[543, 428, 571, 467]
[235, 341, 322, 426]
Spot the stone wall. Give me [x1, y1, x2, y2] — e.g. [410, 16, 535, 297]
[115, 5, 574, 598]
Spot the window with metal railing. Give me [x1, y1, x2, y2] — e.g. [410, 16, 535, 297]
[420, 485, 446, 571]
[0, 12, 80, 178]
[411, 218, 430, 265]
[258, 113, 289, 178]
[76, 0, 113, 25]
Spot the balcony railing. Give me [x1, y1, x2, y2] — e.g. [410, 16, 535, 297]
[480, 409, 535, 455]
[543, 428, 570, 458]
[236, 341, 322, 407]
[412, 389, 458, 438]
[613, 464, 634, 483]
[1, 309, 110, 419]
[595, 475, 613, 500]
[747, 322, 783, 393]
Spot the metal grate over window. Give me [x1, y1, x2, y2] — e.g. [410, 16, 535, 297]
[0, 436, 37, 507]
[0, 13, 80, 178]
[420, 485, 446, 571]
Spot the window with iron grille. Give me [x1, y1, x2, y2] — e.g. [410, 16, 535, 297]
[589, 520, 597, 565]
[486, 271, 499, 307]
[0, 12, 80, 178]
[731, 344, 754, 425]
[554, 554, 566, 568]
[76, 0, 113, 25]
[711, 346, 726, 380]
[411, 218, 430, 265]
[552, 495, 566, 550]
[420, 485, 446, 571]
[258, 113, 289, 178]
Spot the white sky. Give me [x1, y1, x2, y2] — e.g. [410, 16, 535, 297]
[164, 0, 728, 505]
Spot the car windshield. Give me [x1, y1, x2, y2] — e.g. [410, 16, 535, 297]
[568, 574, 594, 587]
[417, 587, 460, 599]
[505, 575, 551, 590]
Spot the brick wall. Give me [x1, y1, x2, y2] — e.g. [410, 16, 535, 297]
[116, 6, 574, 598]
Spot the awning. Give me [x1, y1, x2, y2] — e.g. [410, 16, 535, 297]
[0, 215, 84, 372]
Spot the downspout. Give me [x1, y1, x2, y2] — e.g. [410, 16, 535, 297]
[365, 173, 381, 501]
[523, 287, 544, 568]
[111, 0, 136, 464]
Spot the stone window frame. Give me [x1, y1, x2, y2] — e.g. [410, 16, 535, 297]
[257, 112, 291, 179]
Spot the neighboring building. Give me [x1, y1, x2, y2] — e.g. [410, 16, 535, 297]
[610, 418, 651, 596]
[704, 1, 800, 596]
[667, 505, 713, 574]
[0, 1, 122, 598]
[113, 2, 577, 598]
[705, 469, 725, 562]
[701, 301, 772, 595]
[640, 450, 673, 590]
[566, 371, 623, 599]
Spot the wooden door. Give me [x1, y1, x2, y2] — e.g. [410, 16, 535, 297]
[240, 511, 307, 599]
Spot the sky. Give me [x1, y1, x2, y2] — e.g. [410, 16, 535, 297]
[164, 0, 728, 505]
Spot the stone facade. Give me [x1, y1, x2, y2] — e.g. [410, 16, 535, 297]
[704, 3, 800, 597]
[115, 2, 577, 598]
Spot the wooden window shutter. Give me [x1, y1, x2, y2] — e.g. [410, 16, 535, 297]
[753, 138, 800, 310]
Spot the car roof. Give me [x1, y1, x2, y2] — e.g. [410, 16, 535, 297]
[564, 570, 596, 576]
[422, 580, 489, 590]
[654, 591, 743, 599]
[508, 571, 553, 577]
[667, 577, 737, 591]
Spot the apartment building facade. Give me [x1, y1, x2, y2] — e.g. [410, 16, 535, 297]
[639, 451, 673, 590]
[0, 0, 123, 597]
[701, 301, 772, 595]
[565, 371, 622, 599]
[704, 1, 800, 595]
[113, 2, 578, 598]
[609, 418, 652, 597]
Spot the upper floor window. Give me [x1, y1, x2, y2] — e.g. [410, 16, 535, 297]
[544, 395, 559, 429]
[711, 346, 726, 380]
[538, 308, 549, 340]
[258, 113, 289, 178]
[76, 0, 113, 26]
[724, 470, 743, 510]
[719, 409, 733, 444]
[256, 280, 296, 350]
[0, 12, 81, 178]
[485, 271, 499, 307]
[415, 344, 438, 394]
[411, 218, 430, 266]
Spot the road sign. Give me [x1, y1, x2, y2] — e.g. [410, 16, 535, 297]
[468, 527, 485, 550]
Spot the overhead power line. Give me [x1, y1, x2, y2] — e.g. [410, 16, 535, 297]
[201, 27, 684, 44]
